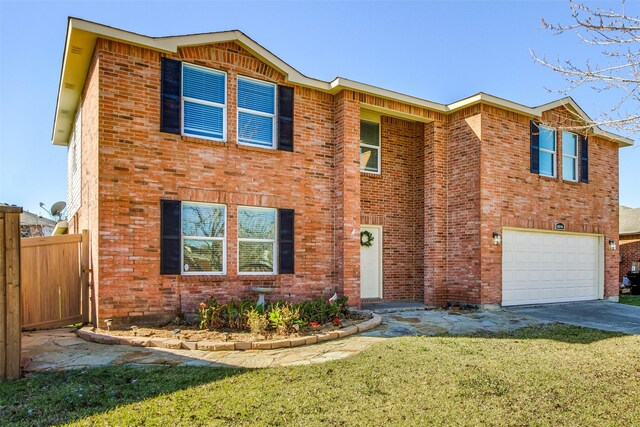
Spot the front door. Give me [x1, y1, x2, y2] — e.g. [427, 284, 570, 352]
[360, 226, 382, 299]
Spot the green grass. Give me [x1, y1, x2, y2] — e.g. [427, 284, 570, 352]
[620, 294, 640, 306]
[1, 325, 639, 426]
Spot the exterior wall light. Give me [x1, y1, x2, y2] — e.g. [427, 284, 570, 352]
[493, 232, 501, 246]
[609, 240, 617, 251]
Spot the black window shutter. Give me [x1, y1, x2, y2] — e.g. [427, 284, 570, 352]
[277, 85, 294, 152]
[580, 135, 589, 183]
[278, 208, 295, 274]
[160, 199, 181, 274]
[161, 58, 182, 134]
[530, 120, 540, 174]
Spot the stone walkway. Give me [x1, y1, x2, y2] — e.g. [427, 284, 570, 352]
[362, 307, 550, 337]
[21, 308, 547, 372]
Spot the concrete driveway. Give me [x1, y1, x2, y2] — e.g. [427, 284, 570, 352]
[507, 300, 640, 334]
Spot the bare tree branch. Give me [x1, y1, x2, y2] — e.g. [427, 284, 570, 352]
[533, 1, 640, 138]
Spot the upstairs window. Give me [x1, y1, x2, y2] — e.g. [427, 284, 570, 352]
[562, 132, 578, 182]
[539, 125, 556, 177]
[238, 206, 277, 274]
[181, 202, 226, 274]
[182, 63, 226, 140]
[237, 76, 276, 148]
[360, 120, 380, 173]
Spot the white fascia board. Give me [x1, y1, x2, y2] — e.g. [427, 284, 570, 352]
[73, 19, 331, 90]
[331, 77, 448, 112]
[446, 93, 633, 147]
[533, 97, 633, 147]
[448, 93, 538, 116]
[53, 18, 633, 147]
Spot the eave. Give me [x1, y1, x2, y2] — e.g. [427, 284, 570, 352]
[52, 17, 634, 148]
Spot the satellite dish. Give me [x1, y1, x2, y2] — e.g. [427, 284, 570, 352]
[50, 201, 66, 219]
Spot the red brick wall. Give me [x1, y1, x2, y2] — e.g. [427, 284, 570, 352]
[95, 39, 341, 324]
[423, 120, 448, 305]
[620, 234, 640, 280]
[72, 36, 624, 323]
[360, 116, 424, 301]
[479, 105, 620, 303]
[445, 107, 483, 304]
[333, 91, 361, 308]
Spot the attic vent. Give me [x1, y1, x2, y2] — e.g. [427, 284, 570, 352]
[60, 109, 70, 115]
[64, 83, 76, 90]
[71, 46, 84, 55]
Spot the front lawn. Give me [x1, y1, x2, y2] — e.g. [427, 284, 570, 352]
[1, 325, 639, 426]
[620, 294, 640, 306]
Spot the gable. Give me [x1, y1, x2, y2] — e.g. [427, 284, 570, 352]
[52, 18, 633, 149]
[177, 42, 286, 83]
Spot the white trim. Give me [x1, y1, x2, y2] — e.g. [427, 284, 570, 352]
[236, 75, 277, 149]
[237, 206, 278, 276]
[538, 125, 556, 178]
[181, 62, 227, 142]
[181, 201, 227, 276]
[561, 131, 579, 182]
[359, 119, 381, 174]
[502, 226, 604, 238]
[360, 225, 383, 299]
[52, 18, 633, 148]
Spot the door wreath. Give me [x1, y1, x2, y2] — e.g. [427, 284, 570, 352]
[360, 230, 374, 247]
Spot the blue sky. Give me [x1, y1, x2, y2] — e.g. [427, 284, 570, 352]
[1, 0, 639, 216]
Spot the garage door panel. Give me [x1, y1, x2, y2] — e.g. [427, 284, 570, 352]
[502, 230, 601, 306]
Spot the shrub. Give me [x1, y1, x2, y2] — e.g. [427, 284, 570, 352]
[198, 297, 223, 330]
[247, 307, 269, 335]
[220, 299, 255, 330]
[298, 296, 349, 325]
[197, 295, 349, 334]
[268, 302, 301, 334]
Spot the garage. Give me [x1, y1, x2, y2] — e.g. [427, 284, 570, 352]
[502, 229, 603, 306]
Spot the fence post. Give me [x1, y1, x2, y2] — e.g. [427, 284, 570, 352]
[1, 205, 22, 381]
[81, 229, 89, 323]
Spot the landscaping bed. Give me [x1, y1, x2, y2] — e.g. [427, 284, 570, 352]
[78, 297, 381, 350]
[95, 316, 366, 342]
[78, 315, 380, 351]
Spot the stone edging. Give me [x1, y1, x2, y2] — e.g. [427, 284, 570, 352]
[76, 313, 382, 351]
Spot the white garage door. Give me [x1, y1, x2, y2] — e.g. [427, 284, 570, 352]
[502, 230, 601, 306]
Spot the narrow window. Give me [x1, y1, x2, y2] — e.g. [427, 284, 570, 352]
[237, 76, 276, 148]
[182, 63, 226, 140]
[238, 206, 277, 274]
[539, 125, 556, 177]
[360, 120, 380, 173]
[181, 202, 226, 274]
[562, 131, 578, 182]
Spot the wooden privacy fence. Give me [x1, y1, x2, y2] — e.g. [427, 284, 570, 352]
[20, 230, 90, 331]
[1, 205, 21, 381]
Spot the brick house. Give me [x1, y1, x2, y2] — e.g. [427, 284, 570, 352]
[619, 206, 640, 280]
[53, 18, 633, 325]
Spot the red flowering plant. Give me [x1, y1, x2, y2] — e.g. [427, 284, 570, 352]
[198, 297, 223, 330]
[297, 296, 349, 330]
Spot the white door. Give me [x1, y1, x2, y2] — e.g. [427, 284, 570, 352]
[360, 226, 382, 299]
[502, 229, 601, 306]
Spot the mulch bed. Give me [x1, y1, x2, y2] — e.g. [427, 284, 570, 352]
[97, 315, 368, 343]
